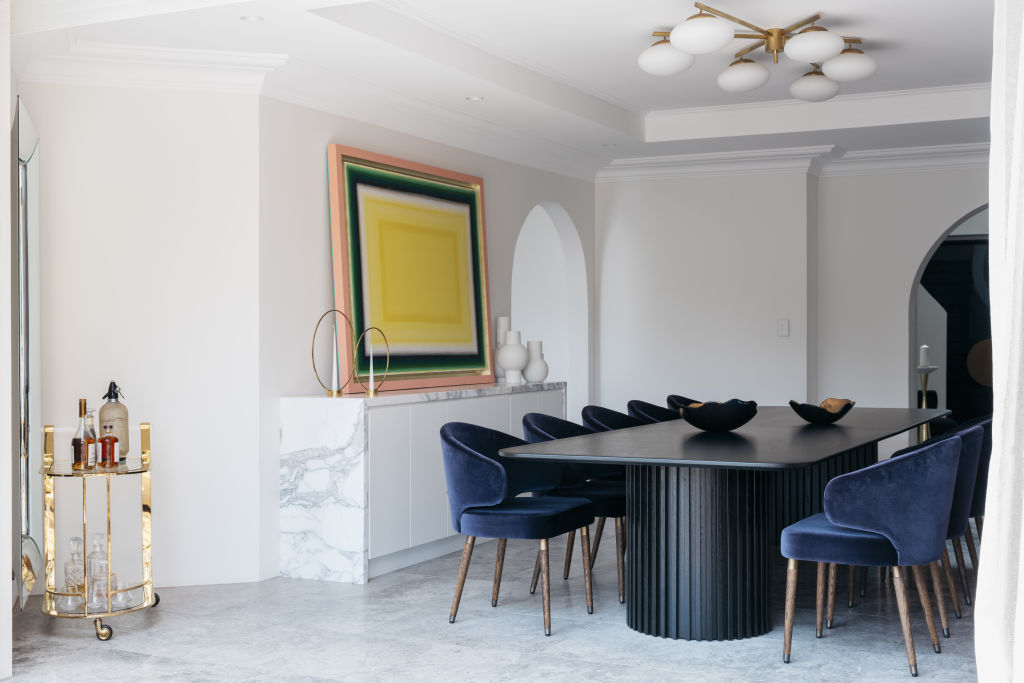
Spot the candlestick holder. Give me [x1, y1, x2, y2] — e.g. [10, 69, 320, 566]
[312, 309, 356, 397]
[354, 327, 391, 397]
[916, 364, 938, 442]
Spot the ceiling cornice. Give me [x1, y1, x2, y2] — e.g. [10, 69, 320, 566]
[596, 145, 841, 182]
[818, 142, 991, 177]
[645, 83, 991, 143]
[19, 41, 287, 93]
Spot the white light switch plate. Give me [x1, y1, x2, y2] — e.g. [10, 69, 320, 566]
[777, 319, 790, 337]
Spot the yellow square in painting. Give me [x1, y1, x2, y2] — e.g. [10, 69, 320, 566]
[356, 184, 478, 355]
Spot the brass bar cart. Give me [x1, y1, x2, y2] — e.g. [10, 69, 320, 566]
[41, 423, 158, 640]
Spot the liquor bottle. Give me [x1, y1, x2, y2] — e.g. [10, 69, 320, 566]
[71, 399, 88, 471]
[99, 381, 129, 461]
[85, 410, 98, 469]
[87, 534, 109, 611]
[99, 425, 118, 469]
[64, 537, 85, 594]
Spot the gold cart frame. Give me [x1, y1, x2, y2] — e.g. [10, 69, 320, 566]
[40, 422, 157, 640]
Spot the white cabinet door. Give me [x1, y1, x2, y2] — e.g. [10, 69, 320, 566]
[368, 405, 410, 559]
[410, 402, 450, 546]
[536, 389, 567, 421]
[446, 395, 510, 433]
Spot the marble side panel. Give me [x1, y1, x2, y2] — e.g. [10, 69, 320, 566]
[280, 399, 368, 583]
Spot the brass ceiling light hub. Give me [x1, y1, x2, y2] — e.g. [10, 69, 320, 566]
[637, 2, 877, 102]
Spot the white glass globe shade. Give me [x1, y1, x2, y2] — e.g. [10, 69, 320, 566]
[784, 27, 845, 63]
[789, 72, 840, 102]
[638, 41, 695, 75]
[822, 49, 878, 82]
[669, 14, 734, 54]
[716, 59, 770, 92]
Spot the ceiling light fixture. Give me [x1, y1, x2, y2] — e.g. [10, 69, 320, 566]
[465, 95, 485, 102]
[239, 15, 264, 23]
[638, 2, 875, 102]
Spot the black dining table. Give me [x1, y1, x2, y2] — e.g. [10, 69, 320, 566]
[500, 406, 948, 641]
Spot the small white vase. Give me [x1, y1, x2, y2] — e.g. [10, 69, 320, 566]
[494, 316, 510, 381]
[523, 341, 549, 383]
[496, 331, 528, 385]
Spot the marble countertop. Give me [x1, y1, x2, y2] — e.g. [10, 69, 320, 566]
[283, 381, 566, 407]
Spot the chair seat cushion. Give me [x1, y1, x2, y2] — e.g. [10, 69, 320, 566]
[781, 513, 899, 567]
[460, 496, 594, 540]
[546, 480, 626, 518]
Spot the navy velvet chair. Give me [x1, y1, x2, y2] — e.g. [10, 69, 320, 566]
[440, 422, 595, 635]
[627, 399, 682, 424]
[666, 394, 699, 412]
[582, 404, 644, 432]
[892, 423, 984, 620]
[963, 416, 993, 564]
[780, 437, 961, 677]
[522, 413, 628, 603]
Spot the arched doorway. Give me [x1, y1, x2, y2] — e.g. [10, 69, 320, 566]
[510, 202, 589, 420]
[910, 205, 991, 422]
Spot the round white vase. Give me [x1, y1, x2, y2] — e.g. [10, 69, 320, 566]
[494, 316, 510, 381]
[496, 331, 528, 385]
[523, 340, 549, 383]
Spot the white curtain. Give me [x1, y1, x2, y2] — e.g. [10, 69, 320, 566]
[976, 0, 1024, 678]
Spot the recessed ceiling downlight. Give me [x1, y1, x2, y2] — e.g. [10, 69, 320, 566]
[465, 96, 485, 102]
[240, 15, 264, 23]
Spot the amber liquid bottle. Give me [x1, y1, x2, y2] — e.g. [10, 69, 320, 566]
[99, 425, 118, 469]
[71, 399, 88, 471]
[85, 411, 98, 469]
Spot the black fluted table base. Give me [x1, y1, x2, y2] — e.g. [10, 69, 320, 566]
[626, 465, 771, 640]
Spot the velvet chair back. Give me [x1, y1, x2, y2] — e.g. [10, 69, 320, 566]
[964, 416, 993, 518]
[892, 424, 984, 538]
[823, 437, 961, 566]
[627, 400, 682, 424]
[522, 413, 593, 487]
[582, 405, 644, 432]
[666, 395, 699, 412]
[440, 422, 562, 533]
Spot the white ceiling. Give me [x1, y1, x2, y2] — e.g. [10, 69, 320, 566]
[12, 0, 994, 178]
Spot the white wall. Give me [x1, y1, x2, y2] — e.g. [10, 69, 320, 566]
[816, 169, 988, 408]
[19, 82, 262, 586]
[256, 96, 595, 578]
[595, 172, 812, 411]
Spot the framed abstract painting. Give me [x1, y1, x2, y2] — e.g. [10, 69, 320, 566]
[327, 144, 494, 392]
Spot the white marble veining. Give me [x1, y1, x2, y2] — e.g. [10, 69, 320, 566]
[280, 399, 368, 583]
[286, 380, 566, 408]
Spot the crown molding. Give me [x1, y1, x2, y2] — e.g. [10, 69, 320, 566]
[596, 145, 841, 182]
[817, 142, 991, 177]
[19, 42, 287, 93]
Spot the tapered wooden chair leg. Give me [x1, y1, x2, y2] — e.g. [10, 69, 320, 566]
[491, 538, 507, 607]
[784, 559, 798, 663]
[912, 565, 941, 653]
[848, 565, 856, 608]
[941, 549, 962, 617]
[530, 549, 541, 594]
[590, 517, 606, 568]
[816, 562, 827, 638]
[929, 561, 950, 638]
[562, 529, 575, 580]
[953, 537, 972, 605]
[580, 525, 594, 614]
[826, 563, 838, 628]
[450, 536, 476, 623]
[891, 566, 919, 677]
[975, 516, 983, 538]
[964, 529, 980, 570]
[614, 516, 626, 604]
[540, 538, 552, 636]
[860, 565, 868, 598]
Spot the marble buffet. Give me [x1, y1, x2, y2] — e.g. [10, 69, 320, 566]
[280, 382, 566, 583]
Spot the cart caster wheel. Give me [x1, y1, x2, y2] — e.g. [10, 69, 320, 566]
[152, 593, 160, 607]
[93, 618, 113, 641]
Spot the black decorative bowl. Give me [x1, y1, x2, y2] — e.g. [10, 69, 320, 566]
[680, 399, 758, 432]
[789, 398, 855, 425]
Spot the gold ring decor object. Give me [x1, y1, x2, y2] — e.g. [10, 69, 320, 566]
[312, 309, 357, 396]
[353, 326, 391, 397]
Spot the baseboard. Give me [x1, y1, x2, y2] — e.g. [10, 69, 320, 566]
[369, 535, 493, 579]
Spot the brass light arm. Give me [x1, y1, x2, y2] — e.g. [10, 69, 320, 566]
[694, 2, 766, 33]
[652, 31, 670, 38]
[735, 40, 767, 59]
[841, 37, 863, 44]
[734, 32, 765, 40]
[781, 13, 822, 35]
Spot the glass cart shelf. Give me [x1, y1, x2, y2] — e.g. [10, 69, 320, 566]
[41, 422, 159, 640]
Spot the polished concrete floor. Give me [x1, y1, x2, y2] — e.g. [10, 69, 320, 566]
[14, 533, 978, 681]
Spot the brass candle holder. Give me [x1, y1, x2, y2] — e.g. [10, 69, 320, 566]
[354, 326, 391, 397]
[916, 365, 938, 443]
[312, 310, 392, 397]
[312, 309, 356, 397]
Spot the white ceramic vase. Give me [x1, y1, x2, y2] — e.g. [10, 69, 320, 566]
[494, 316, 510, 381]
[496, 331, 528, 385]
[523, 340, 549, 383]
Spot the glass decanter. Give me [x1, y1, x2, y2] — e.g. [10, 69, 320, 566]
[87, 534, 109, 611]
[63, 537, 85, 595]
